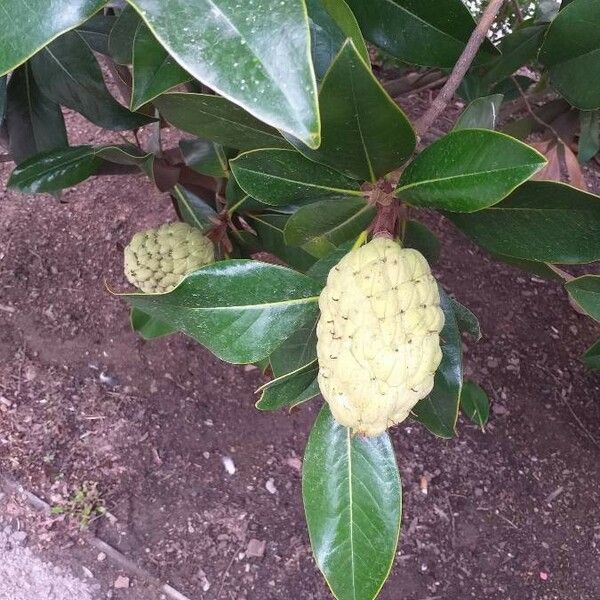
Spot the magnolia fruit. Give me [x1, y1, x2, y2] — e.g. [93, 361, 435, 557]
[316, 237, 444, 436]
[124, 222, 214, 293]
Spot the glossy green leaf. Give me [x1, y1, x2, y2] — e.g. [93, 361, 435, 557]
[95, 143, 149, 165]
[229, 230, 259, 259]
[108, 5, 141, 64]
[401, 220, 441, 265]
[30, 31, 152, 131]
[179, 139, 228, 178]
[130, 307, 175, 340]
[122, 260, 321, 364]
[5, 64, 68, 165]
[254, 357, 271, 373]
[481, 24, 547, 86]
[457, 72, 487, 104]
[287, 40, 416, 182]
[94, 144, 154, 180]
[256, 361, 319, 411]
[397, 129, 546, 212]
[226, 177, 266, 213]
[172, 185, 217, 233]
[130, 22, 190, 110]
[303, 403, 401, 600]
[127, 0, 321, 147]
[579, 110, 600, 163]
[489, 254, 565, 281]
[155, 93, 290, 151]
[268, 313, 319, 402]
[306, 0, 368, 79]
[412, 288, 462, 438]
[231, 148, 363, 207]
[454, 95, 504, 131]
[344, 0, 497, 68]
[539, 0, 600, 109]
[77, 14, 116, 55]
[271, 317, 318, 375]
[306, 242, 353, 287]
[450, 298, 482, 341]
[0, 0, 107, 76]
[582, 338, 600, 369]
[448, 181, 600, 264]
[284, 197, 376, 257]
[460, 380, 489, 430]
[565, 276, 600, 321]
[246, 214, 318, 271]
[8, 146, 101, 193]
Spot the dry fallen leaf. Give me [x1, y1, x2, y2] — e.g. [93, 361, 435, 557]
[561, 143, 587, 190]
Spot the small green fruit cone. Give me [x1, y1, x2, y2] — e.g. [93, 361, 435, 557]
[124, 222, 214, 294]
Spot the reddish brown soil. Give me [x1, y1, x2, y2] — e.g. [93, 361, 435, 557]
[1, 109, 600, 600]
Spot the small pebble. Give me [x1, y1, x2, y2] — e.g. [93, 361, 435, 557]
[222, 456, 236, 475]
[246, 538, 266, 558]
[265, 478, 277, 494]
[285, 457, 302, 472]
[114, 575, 130, 589]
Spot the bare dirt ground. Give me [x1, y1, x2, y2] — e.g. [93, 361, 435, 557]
[0, 503, 98, 600]
[0, 107, 600, 600]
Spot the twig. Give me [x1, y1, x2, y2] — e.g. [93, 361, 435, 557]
[15, 340, 26, 400]
[511, 76, 564, 143]
[495, 511, 520, 530]
[415, 0, 506, 138]
[559, 393, 600, 451]
[383, 71, 446, 98]
[399, 75, 448, 98]
[446, 497, 457, 549]
[498, 91, 548, 121]
[215, 542, 244, 599]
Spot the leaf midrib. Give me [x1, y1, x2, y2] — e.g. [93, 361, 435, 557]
[236, 165, 362, 197]
[138, 295, 319, 312]
[484, 204, 600, 213]
[257, 359, 318, 391]
[398, 163, 543, 193]
[346, 428, 357, 600]
[16, 151, 94, 186]
[347, 51, 375, 183]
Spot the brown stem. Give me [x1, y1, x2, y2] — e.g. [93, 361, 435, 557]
[511, 76, 564, 143]
[415, 0, 506, 138]
[398, 75, 448, 98]
[371, 202, 400, 239]
[383, 70, 445, 97]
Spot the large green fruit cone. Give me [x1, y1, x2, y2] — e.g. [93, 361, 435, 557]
[317, 237, 444, 436]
